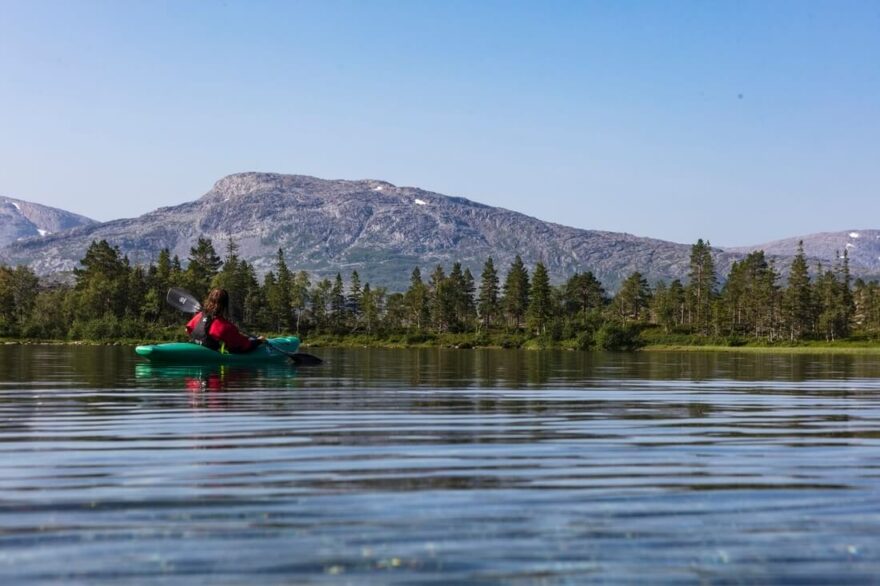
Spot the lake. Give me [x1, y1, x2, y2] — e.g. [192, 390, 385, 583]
[2, 345, 880, 583]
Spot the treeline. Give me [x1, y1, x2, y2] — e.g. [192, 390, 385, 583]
[2, 237, 880, 348]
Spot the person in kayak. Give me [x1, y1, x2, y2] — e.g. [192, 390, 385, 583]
[185, 288, 264, 353]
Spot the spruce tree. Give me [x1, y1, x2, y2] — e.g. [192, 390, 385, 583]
[185, 237, 222, 301]
[461, 267, 477, 331]
[348, 270, 363, 324]
[503, 255, 530, 329]
[331, 273, 346, 333]
[686, 239, 717, 334]
[526, 262, 553, 335]
[477, 257, 500, 331]
[563, 271, 605, 325]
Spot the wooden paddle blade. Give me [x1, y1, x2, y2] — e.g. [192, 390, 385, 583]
[166, 287, 202, 314]
[291, 352, 323, 366]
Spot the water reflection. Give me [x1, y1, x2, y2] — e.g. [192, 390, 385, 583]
[4, 345, 880, 582]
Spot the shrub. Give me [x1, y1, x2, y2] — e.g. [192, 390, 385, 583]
[595, 323, 644, 351]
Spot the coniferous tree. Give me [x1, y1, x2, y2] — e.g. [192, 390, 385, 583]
[429, 265, 454, 333]
[270, 248, 293, 330]
[686, 239, 717, 334]
[503, 255, 530, 329]
[477, 257, 500, 331]
[816, 267, 845, 341]
[212, 239, 251, 323]
[185, 237, 222, 301]
[612, 271, 651, 324]
[839, 249, 854, 335]
[783, 241, 814, 341]
[461, 267, 477, 331]
[446, 263, 466, 332]
[0, 266, 39, 336]
[526, 262, 553, 335]
[853, 279, 880, 336]
[348, 270, 363, 325]
[360, 282, 374, 334]
[405, 267, 429, 332]
[74, 240, 130, 319]
[291, 270, 311, 334]
[330, 273, 346, 333]
[310, 278, 332, 332]
[651, 281, 676, 333]
[563, 271, 606, 325]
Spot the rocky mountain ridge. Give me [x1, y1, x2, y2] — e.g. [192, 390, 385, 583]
[728, 230, 880, 278]
[0, 196, 96, 248]
[0, 172, 874, 290]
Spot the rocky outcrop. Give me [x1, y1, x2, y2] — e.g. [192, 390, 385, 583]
[726, 230, 880, 279]
[0, 197, 96, 247]
[1, 173, 759, 290]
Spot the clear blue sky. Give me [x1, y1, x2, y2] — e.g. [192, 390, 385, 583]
[1, 0, 878, 246]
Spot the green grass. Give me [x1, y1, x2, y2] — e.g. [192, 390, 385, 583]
[5, 326, 880, 354]
[642, 342, 880, 354]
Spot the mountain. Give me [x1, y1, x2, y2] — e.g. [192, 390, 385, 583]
[727, 230, 880, 278]
[1, 172, 750, 290]
[0, 196, 96, 247]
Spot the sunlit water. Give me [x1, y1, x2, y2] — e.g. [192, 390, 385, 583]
[3, 345, 880, 583]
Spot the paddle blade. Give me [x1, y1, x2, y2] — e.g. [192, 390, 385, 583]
[291, 352, 323, 366]
[166, 287, 202, 314]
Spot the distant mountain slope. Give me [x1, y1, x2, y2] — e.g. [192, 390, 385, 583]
[0, 196, 96, 247]
[2, 172, 749, 290]
[727, 230, 880, 276]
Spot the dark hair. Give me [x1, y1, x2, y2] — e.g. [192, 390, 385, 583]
[203, 288, 229, 317]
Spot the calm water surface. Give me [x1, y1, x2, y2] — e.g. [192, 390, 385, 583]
[2, 346, 880, 583]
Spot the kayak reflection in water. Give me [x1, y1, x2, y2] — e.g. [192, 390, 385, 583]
[185, 288, 265, 353]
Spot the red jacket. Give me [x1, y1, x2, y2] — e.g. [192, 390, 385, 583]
[186, 312, 258, 353]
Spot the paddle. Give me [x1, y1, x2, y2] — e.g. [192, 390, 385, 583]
[166, 287, 323, 366]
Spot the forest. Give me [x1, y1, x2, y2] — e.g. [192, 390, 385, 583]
[2, 237, 879, 350]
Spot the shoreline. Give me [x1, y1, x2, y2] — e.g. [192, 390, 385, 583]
[4, 337, 880, 354]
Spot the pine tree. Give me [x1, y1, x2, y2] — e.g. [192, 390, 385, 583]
[272, 249, 293, 330]
[212, 238, 249, 323]
[290, 270, 311, 333]
[74, 240, 130, 319]
[310, 278, 332, 332]
[405, 267, 429, 332]
[461, 267, 477, 331]
[783, 241, 813, 341]
[348, 270, 363, 327]
[503, 255, 530, 329]
[816, 267, 844, 341]
[447, 263, 466, 332]
[185, 237, 222, 301]
[563, 271, 606, 325]
[686, 239, 717, 334]
[429, 265, 454, 333]
[612, 271, 651, 324]
[477, 257, 500, 331]
[526, 262, 553, 335]
[839, 249, 854, 336]
[331, 273, 346, 333]
[651, 281, 675, 333]
[360, 282, 373, 334]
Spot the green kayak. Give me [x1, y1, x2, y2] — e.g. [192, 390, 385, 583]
[135, 337, 301, 365]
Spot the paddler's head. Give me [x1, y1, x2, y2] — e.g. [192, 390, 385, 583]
[203, 288, 229, 318]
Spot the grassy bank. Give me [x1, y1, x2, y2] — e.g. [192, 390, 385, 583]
[642, 342, 880, 354]
[4, 326, 880, 354]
